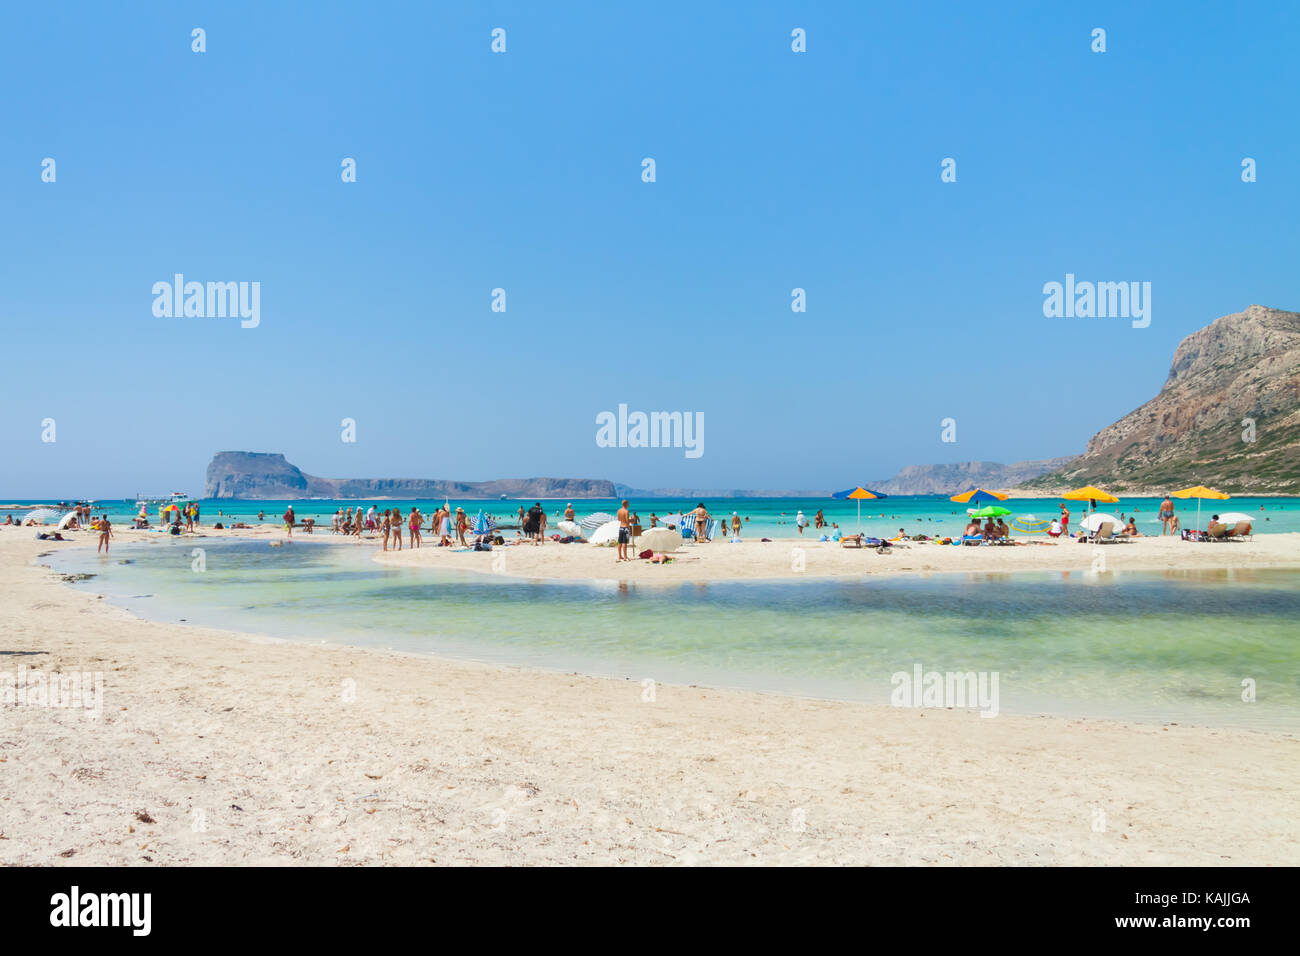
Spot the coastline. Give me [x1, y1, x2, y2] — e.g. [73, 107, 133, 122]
[3, 527, 1298, 865]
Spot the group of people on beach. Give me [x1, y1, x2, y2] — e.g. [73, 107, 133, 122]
[317, 504, 470, 550]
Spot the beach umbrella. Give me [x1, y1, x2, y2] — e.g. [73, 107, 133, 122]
[831, 486, 889, 532]
[1063, 485, 1118, 504]
[1216, 512, 1253, 525]
[556, 519, 581, 537]
[587, 520, 621, 545]
[968, 505, 1012, 518]
[55, 510, 79, 530]
[639, 526, 682, 554]
[1063, 484, 1119, 521]
[1080, 512, 1122, 532]
[580, 512, 615, 533]
[23, 507, 60, 525]
[471, 511, 495, 537]
[1172, 485, 1229, 529]
[950, 488, 1008, 506]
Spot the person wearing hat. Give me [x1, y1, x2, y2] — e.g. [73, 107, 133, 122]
[731, 511, 741, 540]
[795, 510, 808, 535]
[455, 507, 469, 546]
[563, 503, 575, 522]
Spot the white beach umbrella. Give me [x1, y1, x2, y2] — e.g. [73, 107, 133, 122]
[23, 507, 60, 525]
[556, 520, 581, 537]
[1080, 512, 1122, 532]
[587, 520, 621, 545]
[658, 513, 685, 530]
[55, 510, 79, 530]
[580, 512, 615, 533]
[1215, 512, 1254, 525]
[639, 527, 682, 554]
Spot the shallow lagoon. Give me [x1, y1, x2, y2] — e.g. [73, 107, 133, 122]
[48, 538, 1300, 732]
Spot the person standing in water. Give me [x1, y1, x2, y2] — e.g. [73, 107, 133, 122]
[795, 510, 808, 535]
[283, 505, 295, 539]
[97, 514, 113, 554]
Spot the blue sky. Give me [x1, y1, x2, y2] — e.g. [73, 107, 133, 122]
[2, 1, 1297, 498]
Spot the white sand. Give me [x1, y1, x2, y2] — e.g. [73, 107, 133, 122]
[1, 525, 1297, 866]
[373, 527, 1300, 582]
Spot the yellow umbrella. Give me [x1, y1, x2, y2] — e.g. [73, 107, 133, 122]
[1062, 485, 1118, 522]
[1063, 485, 1118, 503]
[1172, 485, 1229, 529]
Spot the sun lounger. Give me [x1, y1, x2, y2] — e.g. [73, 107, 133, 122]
[1084, 521, 1116, 544]
[1206, 523, 1230, 541]
[1227, 521, 1253, 540]
[960, 535, 985, 546]
[841, 534, 863, 548]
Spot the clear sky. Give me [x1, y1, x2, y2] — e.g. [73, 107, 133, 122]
[2, 1, 1297, 498]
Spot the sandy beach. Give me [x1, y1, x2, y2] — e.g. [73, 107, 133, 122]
[2, 524, 1298, 866]
[372, 527, 1300, 582]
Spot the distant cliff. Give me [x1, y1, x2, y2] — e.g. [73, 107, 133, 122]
[866, 457, 1077, 496]
[204, 452, 618, 500]
[1023, 305, 1300, 494]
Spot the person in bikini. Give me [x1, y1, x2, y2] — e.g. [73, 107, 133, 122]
[693, 502, 710, 542]
[97, 514, 113, 554]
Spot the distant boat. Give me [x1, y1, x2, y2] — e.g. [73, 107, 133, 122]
[500, 494, 508, 499]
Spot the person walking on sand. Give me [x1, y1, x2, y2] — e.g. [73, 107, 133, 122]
[1159, 494, 1175, 535]
[97, 514, 113, 554]
[283, 505, 295, 539]
[616, 499, 632, 561]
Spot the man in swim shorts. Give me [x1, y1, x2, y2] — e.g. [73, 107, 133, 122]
[616, 499, 632, 562]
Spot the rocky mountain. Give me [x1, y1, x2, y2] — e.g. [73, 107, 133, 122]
[204, 452, 617, 500]
[866, 457, 1077, 496]
[1023, 305, 1300, 494]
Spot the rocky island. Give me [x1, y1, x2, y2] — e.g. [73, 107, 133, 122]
[204, 452, 617, 500]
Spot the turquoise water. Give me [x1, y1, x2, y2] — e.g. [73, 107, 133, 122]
[24, 495, 1300, 539]
[46, 538, 1300, 732]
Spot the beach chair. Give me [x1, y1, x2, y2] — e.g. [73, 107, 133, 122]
[1205, 522, 1230, 542]
[960, 535, 985, 546]
[1085, 521, 1117, 544]
[841, 534, 863, 548]
[1227, 521, 1253, 540]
